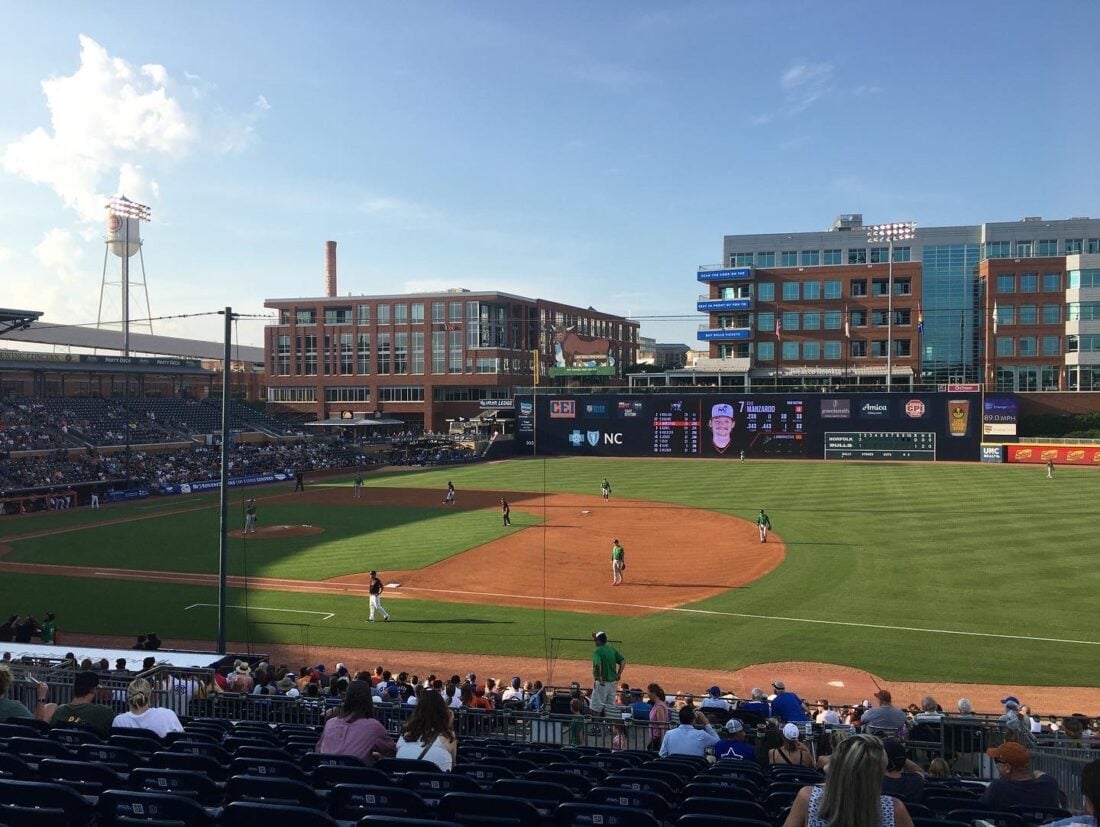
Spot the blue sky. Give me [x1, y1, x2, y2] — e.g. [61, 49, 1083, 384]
[2, 0, 1097, 348]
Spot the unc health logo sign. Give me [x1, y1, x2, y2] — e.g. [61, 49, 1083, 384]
[904, 399, 927, 419]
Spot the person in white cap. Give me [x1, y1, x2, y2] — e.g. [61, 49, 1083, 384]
[709, 403, 736, 454]
[713, 718, 757, 762]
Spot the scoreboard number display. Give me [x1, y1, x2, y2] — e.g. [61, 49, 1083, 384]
[824, 431, 936, 461]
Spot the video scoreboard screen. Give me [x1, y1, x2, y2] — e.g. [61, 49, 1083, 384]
[824, 431, 936, 461]
[649, 397, 806, 457]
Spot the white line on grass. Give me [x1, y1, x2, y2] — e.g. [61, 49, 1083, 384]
[395, 586, 1100, 647]
[183, 603, 334, 621]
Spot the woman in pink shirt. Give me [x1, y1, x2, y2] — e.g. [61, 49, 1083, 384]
[316, 680, 396, 764]
[648, 682, 670, 750]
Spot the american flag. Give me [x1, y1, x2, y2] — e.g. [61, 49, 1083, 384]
[917, 303, 924, 334]
[844, 305, 850, 339]
[775, 315, 782, 340]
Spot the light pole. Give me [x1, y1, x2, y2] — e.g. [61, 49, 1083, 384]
[105, 196, 151, 357]
[866, 221, 916, 391]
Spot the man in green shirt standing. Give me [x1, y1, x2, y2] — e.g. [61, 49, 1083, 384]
[590, 631, 625, 717]
[756, 508, 772, 543]
[611, 539, 625, 586]
[354, 471, 364, 498]
[39, 612, 57, 645]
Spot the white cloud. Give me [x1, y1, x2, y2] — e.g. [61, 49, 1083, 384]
[780, 61, 835, 115]
[2, 35, 265, 224]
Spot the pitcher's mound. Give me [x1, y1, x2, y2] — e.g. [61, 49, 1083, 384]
[229, 524, 324, 539]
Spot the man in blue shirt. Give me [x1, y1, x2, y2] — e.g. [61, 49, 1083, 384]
[739, 687, 770, 718]
[659, 706, 720, 758]
[628, 689, 652, 720]
[713, 718, 757, 762]
[769, 680, 810, 723]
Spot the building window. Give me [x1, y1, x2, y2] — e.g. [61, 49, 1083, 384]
[803, 281, 821, 300]
[850, 340, 867, 357]
[296, 309, 316, 325]
[1042, 335, 1060, 356]
[824, 249, 842, 265]
[1067, 335, 1079, 353]
[996, 305, 1015, 327]
[893, 279, 911, 296]
[803, 312, 820, 330]
[824, 310, 841, 330]
[801, 250, 820, 266]
[824, 279, 841, 299]
[732, 252, 753, 266]
[268, 387, 317, 403]
[1042, 272, 1061, 292]
[1019, 336, 1037, 357]
[851, 309, 868, 327]
[756, 311, 774, 331]
[869, 246, 890, 264]
[781, 251, 798, 267]
[377, 304, 391, 324]
[431, 302, 444, 323]
[393, 332, 408, 374]
[1015, 240, 1033, 258]
[357, 304, 371, 325]
[893, 308, 911, 326]
[1066, 239, 1083, 255]
[377, 332, 391, 373]
[475, 358, 499, 374]
[1037, 239, 1058, 256]
[824, 340, 841, 360]
[377, 386, 425, 403]
[394, 304, 408, 324]
[782, 311, 799, 331]
[997, 274, 1015, 293]
[324, 387, 371, 403]
[357, 333, 371, 374]
[996, 337, 1014, 357]
[276, 335, 290, 375]
[411, 303, 424, 324]
[782, 282, 800, 301]
[802, 341, 820, 359]
[757, 341, 775, 361]
[340, 333, 353, 375]
[1088, 239, 1100, 254]
[411, 331, 425, 373]
[304, 335, 317, 375]
[1041, 365, 1059, 389]
[1020, 273, 1038, 293]
[871, 279, 889, 296]
[1068, 269, 1100, 288]
[432, 331, 445, 374]
[782, 341, 799, 360]
[757, 251, 775, 267]
[1042, 304, 1061, 325]
[448, 330, 463, 373]
[850, 279, 867, 297]
[870, 340, 888, 357]
[1017, 305, 1037, 325]
[984, 241, 1010, 259]
[893, 339, 911, 357]
[1067, 302, 1100, 321]
[756, 282, 775, 302]
[893, 246, 912, 262]
[848, 248, 867, 264]
[449, 301, 462, 322]
[872, 309, 888, 327]
[324, 307, 351, 325]
[279, 309, 291, 325]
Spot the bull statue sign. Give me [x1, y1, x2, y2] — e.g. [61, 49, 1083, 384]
[549, 325, 616, 376]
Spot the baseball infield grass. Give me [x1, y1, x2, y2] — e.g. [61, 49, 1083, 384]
[3, 457, 1097, 686]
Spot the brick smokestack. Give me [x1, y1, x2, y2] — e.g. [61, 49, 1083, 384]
[324, 240, 338, 297]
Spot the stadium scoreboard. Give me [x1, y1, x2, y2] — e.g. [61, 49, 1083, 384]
[824, 431, 936, 461]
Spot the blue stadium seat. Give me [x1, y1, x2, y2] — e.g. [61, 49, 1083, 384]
[302, 752, 367, 771]
[0, 778, 96, 826]
[547, 762, 608, 784]
[357, 817, 460, 827]
[519, 750, 569, 767]
[312, 764, 392, 790]
[77, 743, 145, 773]
[168, 739, 232, 762]
[228, 756, 311, 783]
[374, 758, 444, 776]
[234, 744, 295, 762]
[585, 786, 673, 823]
[109, 726, 162, 742]
[492, 778, 578, 816]
[450, 763, 516, 789]
[912, 820, 971, 827]
[681, 781, 759, 803]
[676, 816, 771, 827]
[925, 792, 982, 813]
[704, 763, 765, 782]
[328, 784, 429, 821]
[46, 727, 103, 748]
[151, 750, 229, 781]
[649, 756, 709, 775]
[224, 774, 326, 810]
[555, 801, 662, 827]
[618, 767, 685, 791]
[946, 810, 1025, 827]
[602, 773, 677, 801]
[681, 796, 770, 822]
[527, 769, 594, 795]
[576, 754, 636, 771]
[96, 788, 215, 826]
[1009, 804, 1072, 824]
[222, 800, 338, 826]
[399, 771, 481, 806]
[7, 736, 74, 761]
[36, 758, 127, 796]
[130, 766, 225, 807]
[0, 753, 37, 781]
[108, 734, 161, 758]
[0, 723, 43, 740]
[165, 729, 218, 745]
[438, 791, 542, 827]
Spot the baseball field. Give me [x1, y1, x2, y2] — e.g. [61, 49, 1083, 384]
[0, 456, 1095, 692]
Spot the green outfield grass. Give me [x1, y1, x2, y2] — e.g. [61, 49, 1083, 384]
[2, 457, 1097, 686]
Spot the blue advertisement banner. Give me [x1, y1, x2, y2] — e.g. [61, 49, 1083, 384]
[697, 268, 752, 282]
[107, 488, 150, 502]
[697, 299, 752, 311]
[697, 328, 751, 341]
[160, 472, 288, 496]
[981, 444, 1005, 463]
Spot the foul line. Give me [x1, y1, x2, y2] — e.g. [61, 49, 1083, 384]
[183, 603, 334, 621]
[395, 586, 1100, 647]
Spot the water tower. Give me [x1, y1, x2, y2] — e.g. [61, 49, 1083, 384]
[97, 195, 153, 356]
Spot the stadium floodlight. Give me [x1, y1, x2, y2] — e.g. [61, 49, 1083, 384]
[106, 195, 152, 222]
[865, 221, 916, 391]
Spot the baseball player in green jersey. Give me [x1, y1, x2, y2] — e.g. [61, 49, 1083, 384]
[756, 508, 771, 543]
[611, 539, 625, 585]
[601, 478, 612, 501]
[353, 471, 364, 498]
[245, 499, 257, 534]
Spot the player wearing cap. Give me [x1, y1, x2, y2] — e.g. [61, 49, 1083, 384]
[600, 478, 612, 501]
[756, 508, 772, 543]
[709, 403, 735, 454]
[368, 570, 390, 622]
[611, 539, 625, 586]
[244, 499, 257, 534]
[590, 631, 625, 717]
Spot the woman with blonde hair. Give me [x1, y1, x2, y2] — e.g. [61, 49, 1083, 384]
[394, 689, 456, 771]
[112, 678, 183, 738]
[783, 733, 914, 827]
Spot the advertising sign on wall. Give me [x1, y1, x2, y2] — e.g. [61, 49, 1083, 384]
[1006, 444, 1100, 465]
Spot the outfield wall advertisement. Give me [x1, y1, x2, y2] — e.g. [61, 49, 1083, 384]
[516, 392, 982, 461]
[1006, 444, 1100, 465]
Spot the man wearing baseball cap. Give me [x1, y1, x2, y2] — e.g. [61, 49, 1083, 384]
[368, 570, 389, 622]
[709, 402, 735, 454]
[860, 688, 907, 733]
[590, 631, 625, 717]
[713, 718, 756, 762]
[769, 680, 810, 723]
[981, 741, 1061, 811]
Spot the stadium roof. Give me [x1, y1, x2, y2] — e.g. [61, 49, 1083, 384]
[0, 308, 43, 336]
[2, 322, 264, 363]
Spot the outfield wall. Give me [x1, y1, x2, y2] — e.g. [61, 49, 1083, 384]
[516, 392, 982, 461]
